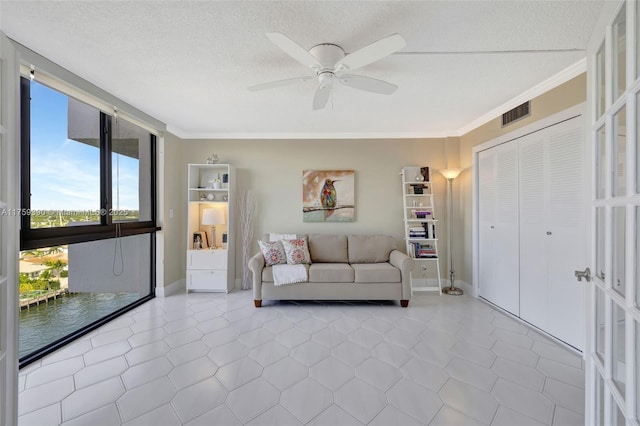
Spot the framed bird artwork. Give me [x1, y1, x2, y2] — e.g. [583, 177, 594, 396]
[302, 170, 355, 222]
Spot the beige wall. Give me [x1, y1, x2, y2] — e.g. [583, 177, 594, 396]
[160, 137, 461, 288]
[159, 74, 586, 291]
[161, 133, 187, 288]
[457, 73, 587, 285]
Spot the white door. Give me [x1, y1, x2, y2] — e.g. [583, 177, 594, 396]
[0, 32, 19, 426]
[519, 131, 549, 331]
[585, 1, 640, 424]
[478, 142, 520, 316]
[545, 119, 587, 350]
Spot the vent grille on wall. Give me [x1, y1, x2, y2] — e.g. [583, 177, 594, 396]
[502, 101, 530, 127]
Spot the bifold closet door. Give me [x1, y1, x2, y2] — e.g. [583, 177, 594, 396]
[518, 116, 586, 350]
[518, 132, 548, 330]
[478, 142, 519, 316]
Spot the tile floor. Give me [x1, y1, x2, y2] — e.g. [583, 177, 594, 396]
[17, 291, 585, 426]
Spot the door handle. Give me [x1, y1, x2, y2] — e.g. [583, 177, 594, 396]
[574, 267, 592, 283]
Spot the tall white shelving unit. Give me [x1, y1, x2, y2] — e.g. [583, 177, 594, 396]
[401, 166, 442, 295]
[186, 163, 235, 293]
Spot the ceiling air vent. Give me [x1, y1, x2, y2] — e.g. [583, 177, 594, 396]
[502, 101, 530, 127]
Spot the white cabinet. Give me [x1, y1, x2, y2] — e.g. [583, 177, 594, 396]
[478, 143, 520, 315]
[186, 164, 235, 293]
[477, 115, 586, 350]
[401, 166, 442, 294]
[187, 250, 228, 291]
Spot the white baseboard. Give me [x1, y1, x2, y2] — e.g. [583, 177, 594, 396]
[156, 278, 185, 297]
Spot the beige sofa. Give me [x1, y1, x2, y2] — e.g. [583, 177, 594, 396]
[248, 234, 414, 307]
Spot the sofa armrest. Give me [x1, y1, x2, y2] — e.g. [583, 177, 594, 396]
[389, 250, 414, 300]
[248, 252, 265, 302]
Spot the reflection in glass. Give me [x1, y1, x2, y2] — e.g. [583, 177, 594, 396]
[612, 303, 626, 397]
[637, 208, 640, 308]
[596, 288, 605, 363]
[596, 373, 605, 425]
[597, 126, 607, 199]
[596, 207, 605, 280]
[111, 117, 152, 222]
[613, 107, 627, 197]
[613, 207, 626, 297]
[636, 321, 640, 420]
[613, 6, 627, 100]
[637, 94, 640, 193]
[597, 43, 606, 118]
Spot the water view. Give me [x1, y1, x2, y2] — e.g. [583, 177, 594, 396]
[19, 292, 139, 358]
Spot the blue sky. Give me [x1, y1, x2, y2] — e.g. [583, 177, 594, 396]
[30, 81, 139, 211]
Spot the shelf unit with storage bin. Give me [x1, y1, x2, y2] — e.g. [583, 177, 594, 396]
[186, 163, 235, 293]
[401, 166, 442, 295]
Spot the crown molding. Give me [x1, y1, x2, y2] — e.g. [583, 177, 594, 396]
[454, 58, 586, 137]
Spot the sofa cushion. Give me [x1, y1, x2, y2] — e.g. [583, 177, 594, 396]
[347, 235, 396, 263]
[351, 263, 400, 283]
[308, 234, 348, 263]
[308, 263, 354, 283]
[281, 238, 312, 264]
[258, 240, 287, 266]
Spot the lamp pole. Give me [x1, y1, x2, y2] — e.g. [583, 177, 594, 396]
[439, 168, 463, 295]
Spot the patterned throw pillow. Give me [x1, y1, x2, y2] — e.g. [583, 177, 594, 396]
[258, 240, 287, 266]
[281, 238, 311, 265]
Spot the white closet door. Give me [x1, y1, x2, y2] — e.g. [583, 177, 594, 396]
[478, 150, 495, 303]
[519, 132, 549, 331]
[545, 118, 586, 350]
[479, 142, 520, 315]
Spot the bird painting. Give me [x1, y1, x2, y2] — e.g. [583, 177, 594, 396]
[302, 170, 355, 222]
[320, 178, 340, 219]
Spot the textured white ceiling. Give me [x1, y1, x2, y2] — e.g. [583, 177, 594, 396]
[0, 1, 603, 138]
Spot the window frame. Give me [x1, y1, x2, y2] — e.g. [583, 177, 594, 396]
[19, 77, 159, 250]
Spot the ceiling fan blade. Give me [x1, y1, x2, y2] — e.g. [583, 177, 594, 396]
[266, 32, 321, 70]
[248, 76, 313, 91]
[338, 74, 398, 95]
[335, 33, 406, 72]
[312, 81, 332, 110]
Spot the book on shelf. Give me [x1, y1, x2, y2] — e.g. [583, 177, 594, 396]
[409, 242, 437, 258]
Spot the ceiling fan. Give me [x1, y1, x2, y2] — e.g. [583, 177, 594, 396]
[249, 32, 406, 110]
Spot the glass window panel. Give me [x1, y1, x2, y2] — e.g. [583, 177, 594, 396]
[30, 82, 101, 228]
[19, 235, 151, 359]
[111, 118, 152, 222]
[597, 126, 607, 199]
[596, 287, 606, 362]
[612, 302, 626, 397]
[615, 400, 625, 425]
[636, 321, 640, 420]
[637, 93, 640, 193]
[597, 372, 605, 426]
[597, 43, 606, 118]
[613, 207, 626, 296]
[613, 6, 627, 100]
[636, 207, 640, 308]
[613, 107, 626, 197]
[596, 207, 605, 280]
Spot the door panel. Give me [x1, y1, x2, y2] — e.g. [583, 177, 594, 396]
[519, 133, 548, 330]
[478, 143, 519, 315]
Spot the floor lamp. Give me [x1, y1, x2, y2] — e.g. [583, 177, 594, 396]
[439, 168, 463, 295]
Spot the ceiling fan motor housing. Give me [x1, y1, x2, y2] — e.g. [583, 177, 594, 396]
[309, 43, 346, 72]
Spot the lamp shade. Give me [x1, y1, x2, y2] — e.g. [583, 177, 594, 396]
[439, 168, 463, 180]
[201, 208, 225, 225]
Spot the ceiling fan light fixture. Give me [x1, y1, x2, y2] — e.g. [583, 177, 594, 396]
[250, 32, 405, 110]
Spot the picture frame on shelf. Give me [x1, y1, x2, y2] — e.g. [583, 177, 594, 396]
[193, 232, 207, 249]
[200, 171, 219, 189]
